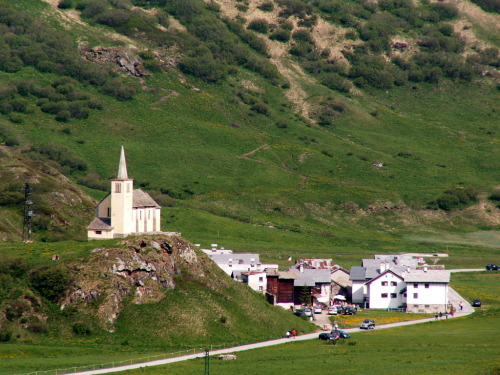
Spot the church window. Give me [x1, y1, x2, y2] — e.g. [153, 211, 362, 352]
[107, 208, 111, 217]
[115, 183, 121, 193]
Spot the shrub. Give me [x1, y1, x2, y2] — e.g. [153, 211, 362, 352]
[251, 102, 270, 115]
[258, 2, 274, 11]
[248, 19, 269, 34]
[469, 0, 500, 12]
[179, 55, 227, 82]
[320, 73, 352, 93]
[30, 267, 70, 303]
[0, 330, 12, 342]
[270, 28, 291, 42]
[427, 187, 478, 211]
[95, 9, 131, 27]
[73, 322, 92, 335]
[57, 0, 73, 9]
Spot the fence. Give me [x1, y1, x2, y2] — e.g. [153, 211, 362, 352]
[13, 341, 248, 375]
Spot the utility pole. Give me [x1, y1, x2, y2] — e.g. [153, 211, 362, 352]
[204, 349, 210, 375]
[22, 183, 33, 242]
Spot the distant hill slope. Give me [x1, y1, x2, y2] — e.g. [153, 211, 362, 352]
[0, 0, 498, 253]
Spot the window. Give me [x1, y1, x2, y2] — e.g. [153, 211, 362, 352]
[259, 286, 263, 291]
[381, 293, 388, 298]
[259, 277, 264, 282]
[381, 281, 388, 286]
[425, 283, 430, 289]
[413, 283, 418, 288]
[115, 183, 121, 193]
[95, 231, 102, 235]
[413, 293, 418, 299]
[391, 281, 397, 286]
[390, 293, 397, 298]
[239, 259, 244, 264]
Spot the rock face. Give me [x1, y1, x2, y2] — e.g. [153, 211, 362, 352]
[61, 235, 205, 331]
[81, 47, 150, 77]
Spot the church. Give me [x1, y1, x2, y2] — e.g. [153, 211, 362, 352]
[87, 147, 161, 240]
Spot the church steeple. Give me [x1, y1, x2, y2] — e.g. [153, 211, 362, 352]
[117, 146, 128, 179]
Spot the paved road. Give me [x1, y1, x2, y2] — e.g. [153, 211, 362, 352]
[62, 285, 475, 375]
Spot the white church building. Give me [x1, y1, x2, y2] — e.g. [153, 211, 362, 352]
[87, 147, 161, 240]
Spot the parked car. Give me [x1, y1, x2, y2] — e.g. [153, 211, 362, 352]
[314, 306, 322, 314]
[486, 264, 498, 270]
[328, 306, 338, 315]
[360, 319, 376, 329]
[343, 306, 356, 315]
[331, 329, 350, 339]
[472, 299, 481, 307]
[304, 308, 312, 317]
[319, 331, 340, 340]
[335, 306, 345, 315]
[293, 310, 306, 317]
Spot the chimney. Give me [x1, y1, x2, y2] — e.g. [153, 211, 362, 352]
[299, 265, 304, 273]
[424, 265, 428, 272]
[380, 262, 386, 273]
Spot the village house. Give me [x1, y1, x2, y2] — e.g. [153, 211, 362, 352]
[350, 255, 450, 313]
[240, 271, 267, 293]
[87, 147, 162, 240]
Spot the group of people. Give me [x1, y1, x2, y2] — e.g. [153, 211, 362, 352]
[285, 329, 297, 338]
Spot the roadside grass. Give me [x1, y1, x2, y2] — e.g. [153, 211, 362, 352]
[102, 316, 500, 375]
[328, 310, 433, 329]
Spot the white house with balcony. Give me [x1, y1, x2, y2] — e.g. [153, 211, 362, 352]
[206, 253, 278, 276]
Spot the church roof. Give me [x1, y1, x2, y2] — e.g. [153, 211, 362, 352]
[87, 217, 112, 230]
[133, 189, 160, 208]
[117, 146, 129, 179]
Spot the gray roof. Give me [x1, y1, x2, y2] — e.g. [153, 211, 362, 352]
[294, 268, 331, 287]
[87, 217, 112, 230]
[404, 270, 450, 283]
[209, 253, 260, 265]
[133, 189, 160, 208]
[349, 266, 367, 281]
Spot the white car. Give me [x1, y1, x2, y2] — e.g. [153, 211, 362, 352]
[304, 308, 312, 317]
[328, 306, 338, 315]
[314, 306, 322, 314]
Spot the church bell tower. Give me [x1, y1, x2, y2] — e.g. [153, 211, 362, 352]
[110, 146, 134, 237]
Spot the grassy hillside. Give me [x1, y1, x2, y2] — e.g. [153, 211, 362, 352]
[0, 0, 497, 254]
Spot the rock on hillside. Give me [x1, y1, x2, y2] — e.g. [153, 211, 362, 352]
[61, 235, 208, 332]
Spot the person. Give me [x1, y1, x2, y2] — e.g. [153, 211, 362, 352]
[439, 311, 443, 319]
[286, 331, 291, 339]
[435, 312, 438, 320]
[451, 309, 455, 317]
[291, 329, 297, 338]
[459, 301, 463, 310]
[445, 311, 449, 319]
[333, 321, 338, 331]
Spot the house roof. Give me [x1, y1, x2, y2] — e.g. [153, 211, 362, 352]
[365, 269, 404, 285]
[349, 266, 367, 281]
[294, 268, 331, 287]
[133, 189, 160, 208]
[209, 253, 260, 265]
[278, 270, 297, 279]
[294, 259, 338, 270]
[404, 270, 450, 283]
[87, 217, 112, 230]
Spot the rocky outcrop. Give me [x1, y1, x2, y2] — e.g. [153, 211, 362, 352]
[61, 235, 205, 331]
[81, 47, 150, 77]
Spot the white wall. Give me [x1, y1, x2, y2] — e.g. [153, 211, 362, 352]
[245, 272, 267, 293]
[406, 282, 448, 306]
[351, 281, 365, 304]
[368, 272, 404, 309]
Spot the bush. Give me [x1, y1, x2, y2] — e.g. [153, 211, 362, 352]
[179, 55, 227, 82]
[0, 330, 12, 342]
[73, 322, 92, 335]
[469, 0, 500, 12]
[30, 267, 70, 303]
[57, 0, 73, 9]
[270, 28, 291, 42]
[258, 1, 274, 11]
[427, 187, 478, 211]
[248, 19, 269, 34]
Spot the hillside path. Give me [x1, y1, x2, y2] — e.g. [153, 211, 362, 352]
[58, 280, 477, 375]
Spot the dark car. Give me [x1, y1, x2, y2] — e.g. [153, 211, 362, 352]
[360, 319, 376, 329]
[293, 310, 306, 317]
[472, 299, 481, 307]
[319, 331, 340, 340]
[486, 264, 498, 270]
[343, 306, 356, 315]
[331, 329, 350, 338]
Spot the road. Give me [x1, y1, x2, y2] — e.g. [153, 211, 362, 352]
[61, 284, 476, 375]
